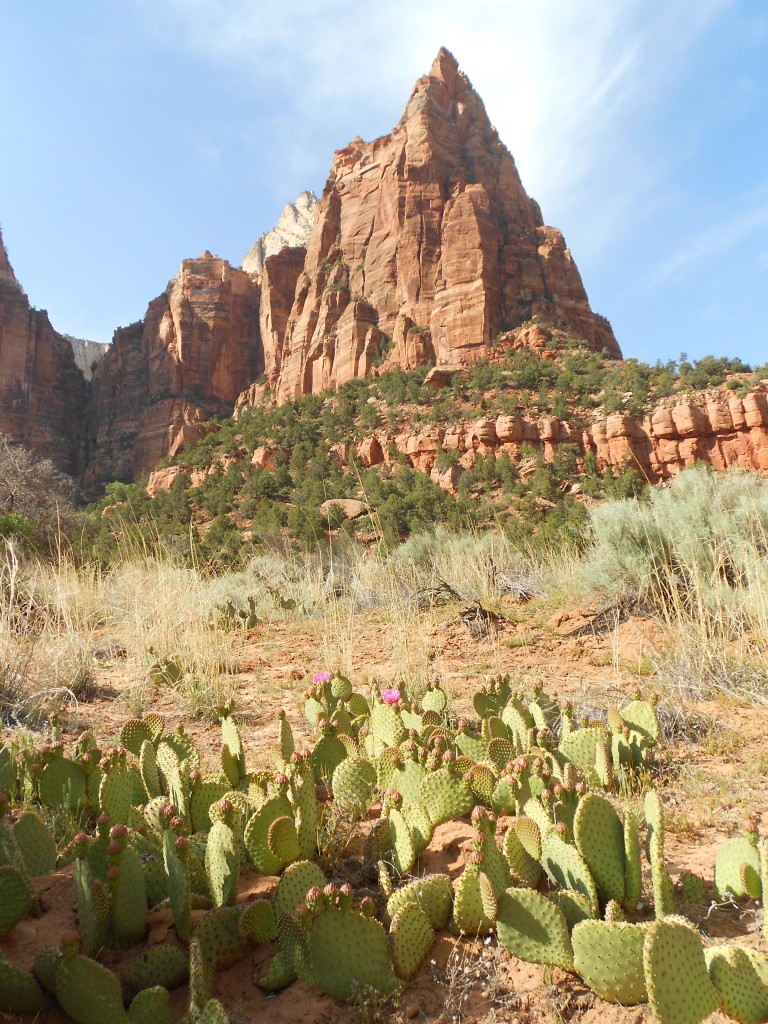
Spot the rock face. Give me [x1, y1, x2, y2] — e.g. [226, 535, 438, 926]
[2, 51, 623, 492]
[0, 227, 87, 476]
[147, 386, 768, 500]
[242, 191, 319, 276]
[254, 48, 619, 406]
[65, 336, 109, 380]
[80, 252, 260, 494]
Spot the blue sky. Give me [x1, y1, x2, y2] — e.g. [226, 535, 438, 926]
[1, 1, 766, 366]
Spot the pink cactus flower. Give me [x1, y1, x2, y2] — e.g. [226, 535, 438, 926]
[381, 688, 401, 704]
[313, 671, 330, 683]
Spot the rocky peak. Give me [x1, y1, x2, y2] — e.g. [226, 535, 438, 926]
[242, 191, 319, 276]
[429, 46, 462, 87]
[64, 335, 109, 381]
[254, 49, 620, 406]
[0, 226, 17, 285]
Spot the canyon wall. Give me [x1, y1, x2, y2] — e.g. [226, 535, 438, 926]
[252, 47, 619, 409]
[0, 227, 87, 476]
[148, 388, 768, 499]
[79, 253, 261, 495]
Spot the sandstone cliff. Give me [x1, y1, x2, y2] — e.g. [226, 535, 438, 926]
[149, 387, 768, 500]
[65, 335, 109, 381]
[0, 227, 87, 476]
[242, 191, 318, 276]
[80, 253, 260, 494]
[250, 48, 619, 407]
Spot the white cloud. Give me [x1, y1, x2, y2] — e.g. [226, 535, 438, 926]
[135, 0, 733, 246]
[651, 185, 768, 284]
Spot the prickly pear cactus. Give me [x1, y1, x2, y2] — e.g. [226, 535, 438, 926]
[239, 899, 277, 943]
[572, 919, 648, 1005]
[451, 857, 497, 936]
[0, 950, 49, 1014]
[275, 859, 327, 916]
[56, 948, 130, 1024]
[390, 901, 434, 980]
[128, 985, 176, 1024]
[122, 944, 188, 992]
[643, 916, 719, 1024]
[308, 904, 401, 1003]
[387, 874, 453, 930]
[715, 819, 762, 901]
[0, 864, 32, 936]
[496, 887, 574, 969]
[205, 804, 239, 907]
[540, 826, 598, 915]
[12, 810, 57, 876]
[331, 756, 376, 820]
[573, 792, 625, 905]
[705, 944, 768, 1024]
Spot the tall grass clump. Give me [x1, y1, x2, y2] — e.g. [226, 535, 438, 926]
[579, 465, 768, 699]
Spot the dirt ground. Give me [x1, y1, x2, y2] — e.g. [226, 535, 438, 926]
[5, 595, 768, 1024]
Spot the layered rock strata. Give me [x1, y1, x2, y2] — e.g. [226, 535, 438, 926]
[148, 389, 768, 498]
[2, 50, 621, 490]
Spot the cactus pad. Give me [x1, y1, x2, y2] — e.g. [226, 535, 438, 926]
[309, 907, 400, 1003]
[0, 951, 49, 1014]
[496, 887, 574, 969]
[643, 916, 719, 1024]
[387, 874, 453, 930]
[503, 823, 541, 888]
[572, 919, 648, 1004]
[122, 944, 188, 992]
[13, 810, 57, 876]
[128, 986, 175, 1024]
[257, 951, 297, 991]
[0, 864, 32, 936]
[419, 767, 473, 826]
[573, 792, 626, 905]
[39, 757, 87, 811]
[540, 827, 598, 914]
[193, 906, 249, 970]
[275, 859, 327, 916]
[390, 901, 434, 980]
[706, 945, 768, 1024]
[715, 834, 762, 901]
[451, 862, 497, 935]
[331, 756, 377, 819]
[239, 898, 277, 943]
[56, 954, 130, 1024]
[546, 888, 595, 930]
[243, 793, 293, 874]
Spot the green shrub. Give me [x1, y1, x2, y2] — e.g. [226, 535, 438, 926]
[580, 465, 768, 628]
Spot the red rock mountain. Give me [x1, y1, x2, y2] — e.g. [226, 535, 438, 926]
[259, 48, 619, 405]
[2, 49, 620, 491]
[79, 254, 261, 494]
[0, 226, 87, 476]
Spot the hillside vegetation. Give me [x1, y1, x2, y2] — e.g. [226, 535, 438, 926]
[78, 343, 768, 570]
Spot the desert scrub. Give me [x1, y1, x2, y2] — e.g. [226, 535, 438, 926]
[580, 465, 768, 624]
[577, 465, 768, 700]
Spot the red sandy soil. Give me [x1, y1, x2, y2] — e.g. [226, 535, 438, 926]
[4, 598, 767, 1024]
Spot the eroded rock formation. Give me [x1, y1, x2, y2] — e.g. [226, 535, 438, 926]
[242, 191, 318, 276]
[147, 388, 768, 499]
[253, 47, 619, 407]
[80, 253, 260, 494]
[0, 227, 87, 476]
